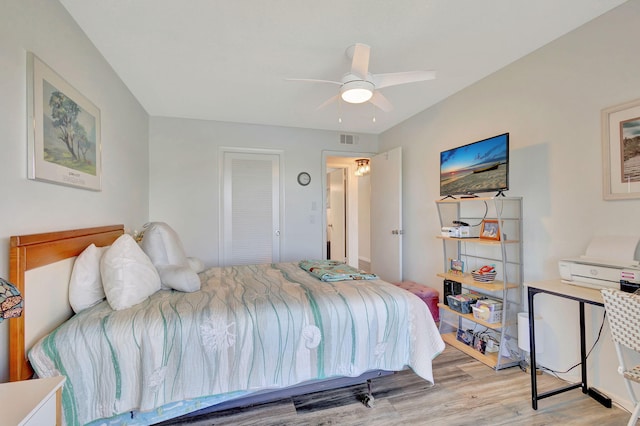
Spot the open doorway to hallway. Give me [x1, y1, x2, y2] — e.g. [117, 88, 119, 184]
[324, 154, 371, 271]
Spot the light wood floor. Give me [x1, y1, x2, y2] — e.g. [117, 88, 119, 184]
[160, 344, 633, 425]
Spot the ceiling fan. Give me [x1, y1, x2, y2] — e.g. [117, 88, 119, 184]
[288, 43, 436, 112]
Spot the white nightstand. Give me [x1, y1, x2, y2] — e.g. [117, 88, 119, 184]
[0, 376, 66, 426]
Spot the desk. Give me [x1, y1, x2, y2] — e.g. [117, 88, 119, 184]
[527, 280, 607, 410]
[0, 376, 65, 425]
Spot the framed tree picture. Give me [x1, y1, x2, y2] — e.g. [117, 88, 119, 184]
[602, 98, 640, 200]
[27, 52, 101, 191]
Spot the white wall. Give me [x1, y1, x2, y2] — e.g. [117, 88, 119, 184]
[379, 0, 640, 411]
[149, 117, 378, 267]
[0, 1, 150, 381]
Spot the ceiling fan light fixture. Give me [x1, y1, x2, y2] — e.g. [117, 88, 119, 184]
[340, 80, 374, 104]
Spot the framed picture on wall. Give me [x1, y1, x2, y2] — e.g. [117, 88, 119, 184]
[27, 52, 102, 191]
[480, 219, 500, 241]
[602, 98, 640, 200]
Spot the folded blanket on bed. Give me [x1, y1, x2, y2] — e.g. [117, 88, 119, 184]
[299, 259, 378, 282]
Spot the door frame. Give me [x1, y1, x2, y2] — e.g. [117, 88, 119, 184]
[321, 150, 375, 267]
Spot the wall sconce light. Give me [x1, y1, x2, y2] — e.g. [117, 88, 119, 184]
[0, 277, 23, 322]
[354, 158, 370, 177]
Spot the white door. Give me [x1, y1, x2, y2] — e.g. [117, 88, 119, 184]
[221, 151, 281, 266]
[370, 147, 402, 282]
[327, 168, 346, 262]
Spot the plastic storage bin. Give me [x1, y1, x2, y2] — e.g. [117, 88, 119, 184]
[472, 305, 502, 323]
[446, 293, 485, 314]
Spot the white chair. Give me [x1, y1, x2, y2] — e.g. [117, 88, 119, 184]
[601, 288, 640, 426]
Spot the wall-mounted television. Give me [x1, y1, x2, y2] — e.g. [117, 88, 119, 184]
[439, 133, 509, 198]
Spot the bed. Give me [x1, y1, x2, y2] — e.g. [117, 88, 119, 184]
[9, 225, 445, 425]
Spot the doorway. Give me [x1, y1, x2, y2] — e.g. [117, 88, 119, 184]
[324, 154, 372, 270]
[323, 147, 403, 282]
[326, 167, 346, 262]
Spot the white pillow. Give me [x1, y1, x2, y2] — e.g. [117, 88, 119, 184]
[187, 257, 205, 274]
[69, 244, 109, 313]
[155, 264, 200, 292]
[101, 234, 161, 310]
[141, 222, 200, 292]
[141, 222, 190, 267]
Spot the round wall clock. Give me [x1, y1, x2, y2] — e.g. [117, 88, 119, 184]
[297, 172, 311, 186]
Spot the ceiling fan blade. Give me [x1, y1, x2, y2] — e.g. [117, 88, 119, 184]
[285, 78, 342, 85]
[350, 43, 370, 79]
[373, 70, 436, 89]
[316, 94, 340, 110]
[369, 91, 393, 112]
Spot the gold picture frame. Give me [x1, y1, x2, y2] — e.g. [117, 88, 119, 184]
[602, 98, 640, 200]
[27, 52, 102, 191]
[480, 219, 500, 241]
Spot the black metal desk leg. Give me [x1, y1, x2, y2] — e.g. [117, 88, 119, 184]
[579, 302, 588, 393]
[529, 287, 538, 410]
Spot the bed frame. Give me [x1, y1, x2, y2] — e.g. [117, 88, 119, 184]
[8, 224, 390, 421]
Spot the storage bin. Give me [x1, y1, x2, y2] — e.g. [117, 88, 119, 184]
[393, 281, 439, 322]
[446, 293, 485, 314]
[471, 270, 497, 282]
[472, 305, 502, 323]
[476, 299, 502, 312]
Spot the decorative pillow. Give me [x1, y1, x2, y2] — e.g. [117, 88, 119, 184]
[187, 256, 206, 274]
[69, 244, 109, 313]
[140, 222, 201, 292]
[101, 234, 161, 310]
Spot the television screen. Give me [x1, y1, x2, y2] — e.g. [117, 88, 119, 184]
[439, 133, 509, 197]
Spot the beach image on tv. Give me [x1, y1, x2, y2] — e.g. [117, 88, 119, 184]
[440, 134, 508, 196]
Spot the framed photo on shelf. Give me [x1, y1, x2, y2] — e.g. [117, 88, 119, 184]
[27, 52, 102, 191]
[449, 258, 465, 275]
[480, 219, 500, 241]
[602, 98, 640, 200]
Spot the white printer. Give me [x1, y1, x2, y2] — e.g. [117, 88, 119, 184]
[558, 236, 640, 290]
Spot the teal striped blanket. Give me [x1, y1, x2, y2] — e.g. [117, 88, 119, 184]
[299, 259, 378, 281]
[29, 262, 444, 426]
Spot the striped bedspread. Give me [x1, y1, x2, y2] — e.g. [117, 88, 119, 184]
[29, 262, 444, 425]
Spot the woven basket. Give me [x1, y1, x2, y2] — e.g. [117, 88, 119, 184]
[471, 270, 497, 282]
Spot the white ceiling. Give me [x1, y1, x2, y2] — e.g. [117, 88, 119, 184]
[59, 0, 627, 135]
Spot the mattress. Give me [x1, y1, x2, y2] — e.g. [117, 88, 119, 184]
[29, 262, 444, 425]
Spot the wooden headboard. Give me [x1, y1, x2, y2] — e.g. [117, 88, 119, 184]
[9, 225, 124, 381]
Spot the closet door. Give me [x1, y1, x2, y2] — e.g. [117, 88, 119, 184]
[222, 151, 281, 266]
